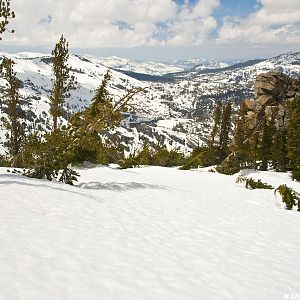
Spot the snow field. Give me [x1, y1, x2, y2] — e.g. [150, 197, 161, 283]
[0, 166, 300, 300]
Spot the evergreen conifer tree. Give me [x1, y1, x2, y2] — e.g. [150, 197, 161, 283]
[250, 130, 260, 170]
[69, 70, 123, 146]
[0, 57, 26, 166]
[86, 71, 122, 132]
[272, 129, 288, 172]
[259, 115, 276, 171]
[68, 70, 143, 166]
[50, 35, 76, 131]
[232, 100, 250, 168]
[0, 0, 15, 39]
[22, 130, 78, 184]
[219, 101, 232, 161]
[287, 96, 300, 180]
[209, 100, 222, 146]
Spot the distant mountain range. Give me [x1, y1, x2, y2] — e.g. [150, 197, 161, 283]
[87, 55, 230, 76]
[0, 51, 299, 155]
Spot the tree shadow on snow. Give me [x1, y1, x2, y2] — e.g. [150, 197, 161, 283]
[78, 181, 168, 191]
[0, 174, 99, 201]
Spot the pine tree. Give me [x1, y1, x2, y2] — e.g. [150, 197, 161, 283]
[137, 143, 154, 166]
[68, 71, 145, 166]
[0, 0, 15, 39]
[50, 35, 76, 131]
[22, 130, 79, 184]
[20, 70, 144, 184]
[219, 101, 232, 161]
[0, 57, 26, 166]
[232, 100, 251, 168]
[69, 70, 123, 146]
[272, 129, 288, 172]
[250, 130, 260, 170]
[209, 100, 222, 146]
[86, 71, 122, 131]
[259, 115, 276, 171]
[287, 96, 300, 180]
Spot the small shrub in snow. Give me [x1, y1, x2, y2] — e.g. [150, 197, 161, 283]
[236, 176, 274, 190]
[275, 185, 300, 211]
[216, 154, 240, 175]
[180, 146, 222, 170]
[120, 144, 185, 169]
[0, 154, 9, 167]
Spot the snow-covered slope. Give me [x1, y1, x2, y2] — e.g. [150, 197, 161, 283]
[86, 56, 229, 76]
[0, 166, 300, 300]
[0, 52, 300, 155]
[91, 56, 183, 76]
[155, 52, 300, 122]
[168, 57, 229, 71]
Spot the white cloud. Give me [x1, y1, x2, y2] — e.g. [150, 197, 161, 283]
[1, 0, 220, 48]
[3, 0, 299, 53]
[218, 0, 300, 44]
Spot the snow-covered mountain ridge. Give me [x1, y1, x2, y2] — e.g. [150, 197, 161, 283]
[82, 55, 229, 76]
[0, 51, 299, 155]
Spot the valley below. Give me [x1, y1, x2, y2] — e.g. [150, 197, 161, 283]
[0, 51, 299, 155]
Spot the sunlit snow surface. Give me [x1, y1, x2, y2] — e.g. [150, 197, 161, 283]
[0, 166, 300, 300]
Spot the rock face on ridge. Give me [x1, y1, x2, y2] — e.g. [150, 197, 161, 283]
[245, 70, 300, 130]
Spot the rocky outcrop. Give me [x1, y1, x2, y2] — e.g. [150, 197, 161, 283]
[244, 70, 300, 130]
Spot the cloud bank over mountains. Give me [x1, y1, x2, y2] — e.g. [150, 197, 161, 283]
[1, 0, 300, 58]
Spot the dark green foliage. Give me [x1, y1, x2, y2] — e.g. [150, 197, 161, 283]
[152, 145, 185, 167]
[232, 101, 252, 169]
[180, 146, 221, 170]
[183, 100, 233, 171]
[136, 144, 154, 166]
[69, 71, 123, 139]
[0, 31, 148, 185]
[97, 144, 125, 165]
[271, 129, 288, 172]
[249, 130, 260, 170]
[18, 70, 140, 184]
[71, 133, 102, 164]
[259, 117, 269, 171]
[68, 70, 126, 166]
[82, 71, 122, 133]
[0, 154, 9, 167]
[119, 153, 140, 169]
[71, 132, 124, 166]
[50, 35, 76, 130]
[215, 154, 240, 175]
[230, 95, 299, 181]
[20, 130, 79, 184]
[287, 96, 300, 181]
[258, 115, 276, 170]
[0, 57, 26, 166]
[209, 100, 222, 146]
[236, 176, 274, 190]
[183, 101, 234, 170]
[219, 101, 232, 161]
[59, 168, 79, 186]
[0, 0, 15, 39]
[275, 185, 300, 211]
[120, 144, 185, 169]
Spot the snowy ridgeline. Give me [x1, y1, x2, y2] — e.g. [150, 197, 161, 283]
[0, 166, 300, 300]
[1, 51, 300, 155]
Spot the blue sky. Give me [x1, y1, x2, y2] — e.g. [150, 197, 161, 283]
[176, 0, 257, 17]
[214, 0, 258, 18]
[1, 0, 300, 61]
